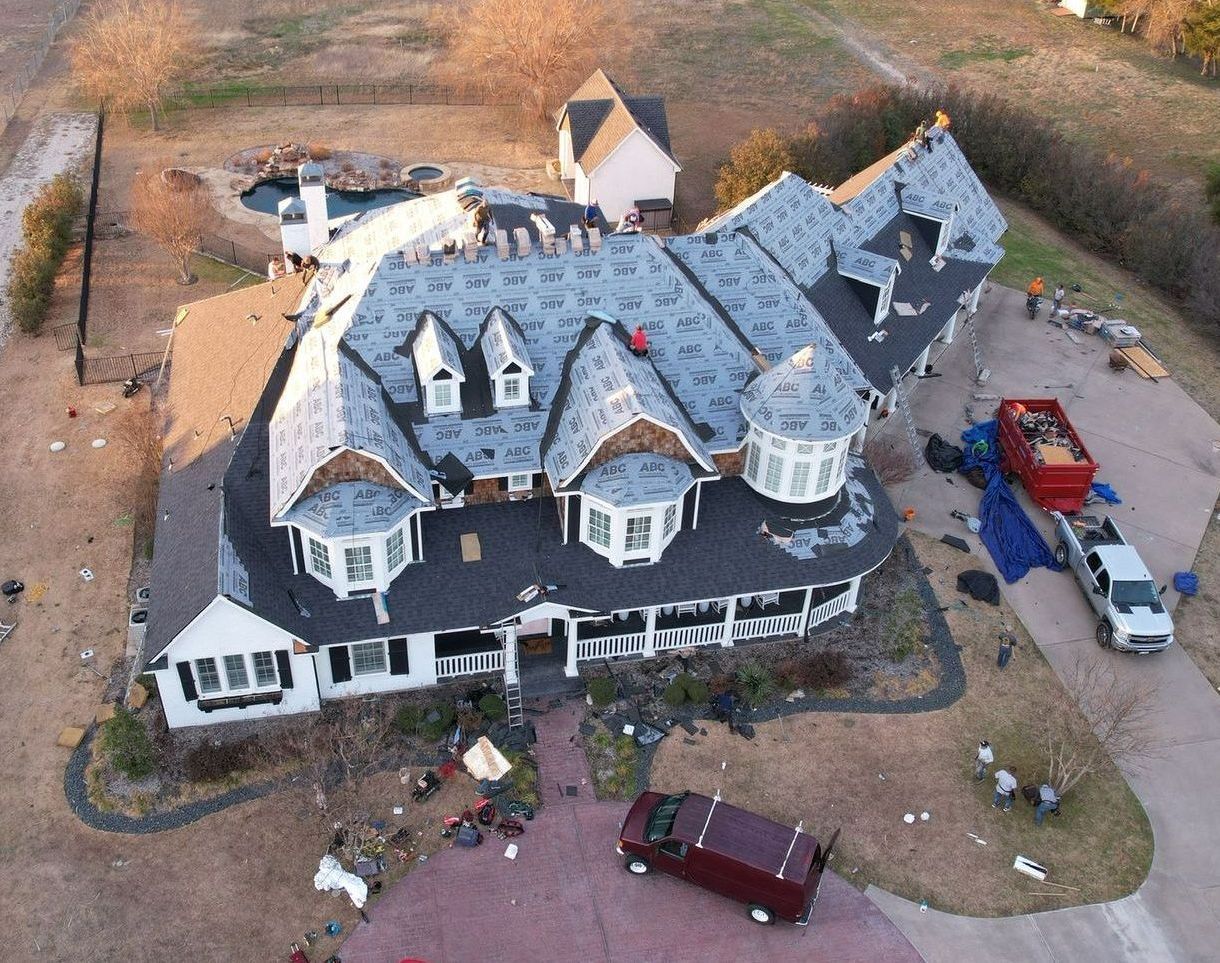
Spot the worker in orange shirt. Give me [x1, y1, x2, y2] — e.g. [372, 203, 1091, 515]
[1027, 277, 1045, 297]
[934, 109, 951, 129]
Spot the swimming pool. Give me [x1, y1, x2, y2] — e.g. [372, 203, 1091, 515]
[240, 177, 419, 217]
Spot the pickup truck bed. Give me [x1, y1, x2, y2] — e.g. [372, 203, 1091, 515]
[1064, 515, 1124, 547]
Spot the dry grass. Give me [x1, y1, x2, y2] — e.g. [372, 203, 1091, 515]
[649, 531, 1153, 917]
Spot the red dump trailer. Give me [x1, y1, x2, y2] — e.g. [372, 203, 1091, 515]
[998, 398, 1098, 513]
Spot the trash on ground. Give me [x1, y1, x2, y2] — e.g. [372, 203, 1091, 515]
[49, 441, 66, 452]
[462, 735, 511, 782]
[903, 813, 916, 824]
[91, 438, 107, 449]
[1013, 855, 1048, 881]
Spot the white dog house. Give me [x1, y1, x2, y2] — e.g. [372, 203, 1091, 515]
[556, 69, 681, 226]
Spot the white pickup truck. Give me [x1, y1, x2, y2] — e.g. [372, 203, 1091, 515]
[1052, 512, 1174, 653]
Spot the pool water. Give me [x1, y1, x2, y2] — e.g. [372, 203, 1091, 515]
[240, 177, 418, 217]
[407, 165, 445, 181]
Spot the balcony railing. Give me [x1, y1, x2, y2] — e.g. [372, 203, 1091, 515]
[731, 610, 804, 642]
[435, 648, 504, 679]
[654, 621, 724, 652]
[575, 632, 647, 662]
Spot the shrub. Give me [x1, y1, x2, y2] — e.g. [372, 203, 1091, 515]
[100, 706, 157, 780]
[7, 172, 82, 334]
[662, 679, 688, 707]
[587, 676, 616, 708]
[887, 588, 925, 663]
[504, 749, 540, 807]
[136, 673, 159, 698]
[662, 672, 710, 707]
[418, 702, 456, 740]
[478, 693, 507, 721]
[394, 704, 422, 734]
[307, 142, 333, 161]
[184, 738, 253, 782]
[715, 128, 799, 210]
[736, 660, 776, 708]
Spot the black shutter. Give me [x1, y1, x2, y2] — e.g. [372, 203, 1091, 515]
[329, 646, 352, 683]
[275, 650, 294, 689]
[388, 637, 409, 675]
[498, 476, 508, 492]
[532, 473, 542, 490]
[176, 661, 198, 702]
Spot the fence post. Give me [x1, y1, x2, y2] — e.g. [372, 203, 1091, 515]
[246, 87, 251, 107]
[335, 84, 340, 104]
[373, 84, 377, 106]
[318, 84, 323, 105]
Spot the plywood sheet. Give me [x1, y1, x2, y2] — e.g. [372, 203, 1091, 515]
[1118, 345, 1169, 379]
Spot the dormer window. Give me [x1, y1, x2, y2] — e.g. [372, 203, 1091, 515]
[426, 373, 460, 414]
[412, 312, 466, 417]
[481, 309, 534, 410]
[493, 363, 530, 408]
[836, 245, 900, 326]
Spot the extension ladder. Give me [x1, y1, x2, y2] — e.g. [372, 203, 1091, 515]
[889, 365, 923, 465]
[503, 633, 524, 729]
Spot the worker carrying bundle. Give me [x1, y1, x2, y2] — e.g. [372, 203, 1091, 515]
[473, 200, 492, 245]
[616, 206, 643, 233]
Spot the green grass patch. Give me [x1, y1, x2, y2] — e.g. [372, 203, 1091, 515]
[938, 36, 1032, 69]
[194, 256, 261, 289]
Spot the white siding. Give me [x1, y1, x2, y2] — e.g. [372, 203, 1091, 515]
[315, 632, 438, 698]
[574, 165, 592, 208]
[559, 128, 574, 178]
[583, 128, 677, 221]
[154, 597, 320, 730]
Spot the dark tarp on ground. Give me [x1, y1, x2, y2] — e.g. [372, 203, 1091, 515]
[958, 421, 1061, 584]
[925, 433, 964, 472]
[956, 569, 1000, 605]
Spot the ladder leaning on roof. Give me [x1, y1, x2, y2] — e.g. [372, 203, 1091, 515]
[502, 631, 523, 729]
[889, 365, 923, 466]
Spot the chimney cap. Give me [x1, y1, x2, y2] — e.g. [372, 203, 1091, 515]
[298, 162, 325, 183]
[278, 197, 307, 221]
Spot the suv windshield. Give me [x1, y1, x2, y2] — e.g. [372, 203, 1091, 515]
[645, 792, 688, 842]
[1112, 580, 1160, 606]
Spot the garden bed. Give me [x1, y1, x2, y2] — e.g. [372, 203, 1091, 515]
[223, 142, 406, 191]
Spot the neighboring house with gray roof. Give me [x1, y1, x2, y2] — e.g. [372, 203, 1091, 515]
[144, 124, 1002, 731]
[556, 69, 681, 222]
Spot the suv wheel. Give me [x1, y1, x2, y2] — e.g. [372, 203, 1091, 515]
[748, 904, 775, 925]
[624, 855, 650, 875]
[1096, 621, 1113, 649]
[1053, 542, 1068, 567]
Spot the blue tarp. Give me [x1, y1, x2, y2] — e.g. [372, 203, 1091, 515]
[959, 421, 1061, 584]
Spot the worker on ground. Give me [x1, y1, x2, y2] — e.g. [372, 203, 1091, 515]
[1052, 282, 1065, 316]
[992, 767, 1018, 812]
[617, 206, 643, 233]
[973, 739, 994, 781]
[473, 200, 492, 245]
[629, 324, 649, 357]
[582, 199, 603, 230]
[1034, 784, 1060, 826]
[934, 109, 951, 129]
[1027, 276, 1044, 298]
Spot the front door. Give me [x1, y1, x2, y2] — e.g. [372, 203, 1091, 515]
[653, 838, 690, 879]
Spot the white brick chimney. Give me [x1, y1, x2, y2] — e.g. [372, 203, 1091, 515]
[278, 197, 311, 262]
[298, 162, 329, 252]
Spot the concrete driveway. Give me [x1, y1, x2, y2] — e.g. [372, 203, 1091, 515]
[867, 283, 1220, 962]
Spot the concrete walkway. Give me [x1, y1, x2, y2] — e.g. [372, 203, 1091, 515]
[866, 284, 1220, 962]
[341, 698, 921, 962]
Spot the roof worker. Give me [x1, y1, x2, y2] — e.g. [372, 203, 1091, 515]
[582, 199, 603, 230]
[629, 324, 649, 357]
[934, 109, 951, 129]
[1027, 276, 1044, 298]
[473, 199, 492, 245]
[617, 206, 643, 234]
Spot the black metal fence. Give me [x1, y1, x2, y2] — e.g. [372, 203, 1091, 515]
[52, 323, 78, 350]
[75, 108, 104, 351]
[74, 342, 164, 385]
[199, 233, 276, 276]
[162, 82, 520, 112]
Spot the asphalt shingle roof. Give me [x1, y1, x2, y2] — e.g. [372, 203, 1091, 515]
[561, 69, 677, 173]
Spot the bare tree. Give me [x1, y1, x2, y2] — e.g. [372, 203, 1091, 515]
[433, 0, 628, 121]
[70, 0, 195, 131]
[1038, 656, 1159, 797]
[130, 163, 215, 285]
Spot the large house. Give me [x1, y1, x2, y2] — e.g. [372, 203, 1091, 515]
[143, 126, 1005, 729]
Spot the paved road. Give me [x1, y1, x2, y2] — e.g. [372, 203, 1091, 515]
[342, 701, 921, 963]
[868, 284, 1220, 962]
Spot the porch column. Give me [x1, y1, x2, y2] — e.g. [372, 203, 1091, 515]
[721, 595, 737, 648]
[879, 387, 897, 418]
[564, 619, 580, 677]
[851, 421, 867, 454]
[846, 575, 863, 612]
[914, 343, 932, 376]
[643, 606, 656, 658]
[415, 513, 424, 562]
[799, 586, 814, 635]
[938, 311, 957, 345]
[969, 279, 983, 314]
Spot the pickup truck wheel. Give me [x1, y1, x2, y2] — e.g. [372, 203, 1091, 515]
[1096, 621, 1113, 649]
[1054, 542, 1068, 567]
[748, 904, 776, 925]
[624, 856, 651, 875]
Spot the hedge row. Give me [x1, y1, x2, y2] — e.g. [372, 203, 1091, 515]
[716, 85, 1220, 333]
[7, 173, 83, 334]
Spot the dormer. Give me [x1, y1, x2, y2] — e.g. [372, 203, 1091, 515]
[900, 186, 958, 259]
[836, 245, 899, 325]
[479, 308, 534, 409]
[411, 311, 465, 416]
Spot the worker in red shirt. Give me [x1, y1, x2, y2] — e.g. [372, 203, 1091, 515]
[630, 324, 649, 357]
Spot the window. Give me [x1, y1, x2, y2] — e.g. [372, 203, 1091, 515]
[195, 657, 221, 694]
[508, 473, 532, 491]
[764, 454, 783, 494]
[223, 654, 250, 690]
[835, 446, 849, 481]
[659, 840, 689, 859]
[386, 528, 405, 570]
[1096, 569, 1111, 595]
[770, 435, 787, 451]
[501, 375, 522, 403]
[645, 792, 687, 842]
[587, 507, 612, 548]
[625, 514, 652, 553]
[345, 544, 374, 583]
[815, 458, 834, 495]
[432, 381, 453, 409]
[351, 640, 387, 676]
[1086, 552, 1103, 575]
[745, 441, 761, 481]
[252, 651, 277, 687]
[789, 461, 811, 499]
[663, 503, 677, 539]
[796, 442, 815, 455]
[308, 537, 332, 579]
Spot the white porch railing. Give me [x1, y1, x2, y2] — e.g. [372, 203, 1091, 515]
[809, 588, 852, 627]
[435, 649, 504, 679]
[654, 621, 724, 652]
[732, 610, 804, 642]
[575, 632, 647, 662]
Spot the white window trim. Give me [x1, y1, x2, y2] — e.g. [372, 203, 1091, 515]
[425, 378, 461, 415]
[623, 512, 653, 557]
[581, 493, 683, 566]
[875, 267, 897, 324]
[386, 526, 406, 573]
[344, 543, 376, 584]
[351, 640, 389, 676]
[301, 522, 421, 598]
[743, 424, 852, 504]
[195, 651, 281, 698]
[308, 536, 332, 580]
[507, 472, 533, 492]
[495, 372, 530, 408]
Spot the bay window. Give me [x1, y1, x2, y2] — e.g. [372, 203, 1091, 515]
[386, 527, 405, 570]
[741, 423, 854, 504]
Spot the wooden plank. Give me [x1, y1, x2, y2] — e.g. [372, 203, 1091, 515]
[460, 532, 482, 562]
[1119, 345, 1169, 379]
[1037, 444, 1078, 465]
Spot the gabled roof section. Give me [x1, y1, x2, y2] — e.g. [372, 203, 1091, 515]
[900, 185, 956, 222]
[479, 307, 534, 377]
[412, 310, 465, 383]
[542, 320, 715, 489]
[559, 69, 678, 174]
[269, 328, 431, 519]
[580, 453, 694, 508]
[741, 345, 866, 442]
[836, 244, 897, 288]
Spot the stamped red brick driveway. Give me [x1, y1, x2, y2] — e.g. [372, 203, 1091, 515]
[341, 701, 922, 963]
